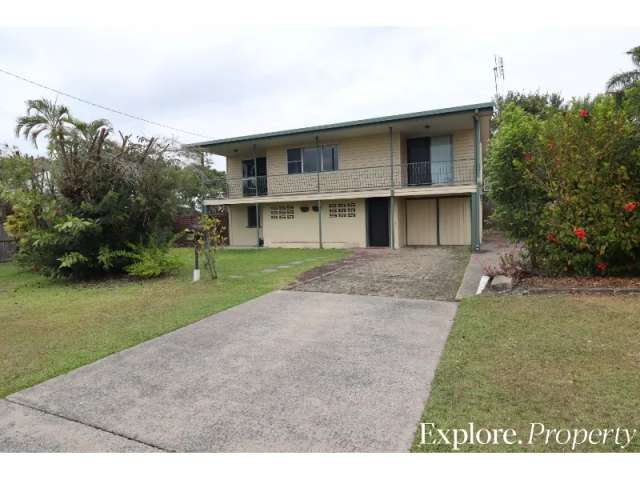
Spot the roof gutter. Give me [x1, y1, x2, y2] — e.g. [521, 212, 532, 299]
[186, 101, 494, 149]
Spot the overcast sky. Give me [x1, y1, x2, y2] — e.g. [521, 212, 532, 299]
[0, 27, 637, 170]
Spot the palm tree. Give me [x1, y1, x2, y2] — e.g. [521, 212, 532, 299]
[69, 117, 112, 142]
[14, 98, 74, 149]
[607, 46, 640, 94]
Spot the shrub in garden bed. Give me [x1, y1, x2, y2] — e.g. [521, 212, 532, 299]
[2, 99, 183, 279]
[486, 95, 640, 276]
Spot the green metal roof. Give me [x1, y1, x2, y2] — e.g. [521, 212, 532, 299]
[187, 101, 493, 148]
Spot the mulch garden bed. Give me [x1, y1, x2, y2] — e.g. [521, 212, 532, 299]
[515, 275, 640, 295]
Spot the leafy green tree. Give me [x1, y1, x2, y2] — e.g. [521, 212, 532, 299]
[492, 91, 565, 132]
[0, 148, 52, 196]
[175, 162, 226, 211]
[494, 91, 565, 117]
[622, 83, 640, 121]
[607, 46, 640, 95]
[485, 103, 548, 246]
[185, 214, 226, 279]
[6, 100, 186, 279]
[0, 147, 54, 230]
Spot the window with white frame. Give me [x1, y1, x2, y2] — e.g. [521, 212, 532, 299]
[328, 202, 356, 218]
[287, 144, 338, 174]
[270, 205, 295, 220]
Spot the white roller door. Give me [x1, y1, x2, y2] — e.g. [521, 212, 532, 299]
[406, 199, 438, 246]
[438, 197, 471, 245]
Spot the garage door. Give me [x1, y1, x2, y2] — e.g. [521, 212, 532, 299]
[439, 197, 471, 245]
[406, 199, 438, 245]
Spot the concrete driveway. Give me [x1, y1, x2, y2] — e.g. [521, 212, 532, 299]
[290, 247, 469, 301]
[1, 290, 456, 452]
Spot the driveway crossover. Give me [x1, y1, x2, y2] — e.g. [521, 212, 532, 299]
[2, 290, 456, 452]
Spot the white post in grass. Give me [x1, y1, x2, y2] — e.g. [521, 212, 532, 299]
[193, 242, 201, 282]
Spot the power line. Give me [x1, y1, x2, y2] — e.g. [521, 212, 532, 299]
[0, 66, 212, 140]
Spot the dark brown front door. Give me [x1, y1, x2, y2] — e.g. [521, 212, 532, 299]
[367, 198, 390, 247]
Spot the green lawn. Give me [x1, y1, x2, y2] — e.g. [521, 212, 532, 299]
[0, 248, 345, 398]
[412, 294, 640, 452]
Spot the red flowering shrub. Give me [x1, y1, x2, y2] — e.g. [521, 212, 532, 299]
[624, 201, 638, 213]
[487, 96, 640, 276]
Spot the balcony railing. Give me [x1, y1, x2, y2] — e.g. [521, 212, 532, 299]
[215, 159, 475, 200]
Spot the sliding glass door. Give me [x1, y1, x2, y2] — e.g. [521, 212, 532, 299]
[242, 157, 267, 197]
[406, 136, 453, 186]
[430, 135, 453, 184]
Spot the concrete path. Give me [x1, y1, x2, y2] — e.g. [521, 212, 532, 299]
[456, 231, 517, 299]
[2, 290, 456, 452]
[0, 400, 158, 452]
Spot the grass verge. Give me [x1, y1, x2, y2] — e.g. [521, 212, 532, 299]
[0, 248, 345, 397]
[411, 294, 640, 452]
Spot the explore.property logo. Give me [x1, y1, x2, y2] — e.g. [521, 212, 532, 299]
[419, 423, 637, 451]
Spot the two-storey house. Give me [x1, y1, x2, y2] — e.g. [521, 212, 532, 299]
[193, 102, 492, 250]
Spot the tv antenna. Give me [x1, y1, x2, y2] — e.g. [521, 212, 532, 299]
[493, 55, 505, 95]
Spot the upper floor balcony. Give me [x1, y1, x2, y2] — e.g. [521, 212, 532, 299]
[192, 102, 493, 205]
[218, 158, 476, 200]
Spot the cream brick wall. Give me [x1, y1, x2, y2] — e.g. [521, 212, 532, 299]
[261, 200, 366, 248]
[228, 132, 404, 178]
[227, 156, 243, 178]
[227, 130, 471, 174]
[264, 132, 401, 175]
[453, 129, 474, 162]
[228, 195, 471, 248]
[224, 130, 477, 247]
[452, 129, 475, 184]
[228, 205, 259, 246]
[265, 146, 287, 175]
[227, 129, 472, 188]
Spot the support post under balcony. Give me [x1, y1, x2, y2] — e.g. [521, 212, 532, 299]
[253, 144, 261, 248]
[316, 136, 323, 249]
[389, 126, 395, 249]
[471, 115, 481, 251]
[317, 200, 323, 249]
